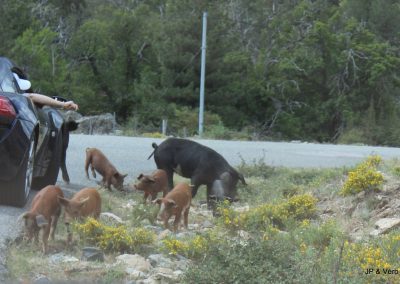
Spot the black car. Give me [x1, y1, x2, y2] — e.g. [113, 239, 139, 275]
[0, 57, 77, 207]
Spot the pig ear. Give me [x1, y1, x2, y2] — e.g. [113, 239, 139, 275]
[220, 172, 231, 183]
[115, 173, 128, 179]
[58, 196, 70, 207]
[137, 173, 144, 180]
[166, 199, 177, 208]
[148, 177, 155, 183]
[35, 214, 48, 228]
[19, 212, 30, 221]
[238, 172, 246, 185]
[79, 196, 90, 207]
[152, 198, 162, 205]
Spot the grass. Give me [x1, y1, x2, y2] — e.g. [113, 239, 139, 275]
[6, 156, 400, 283]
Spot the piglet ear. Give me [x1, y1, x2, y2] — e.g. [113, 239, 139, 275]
[58, 196, 69, 207]
[79, 196, 90, 207]
[152, 198, 162, 205]
[18, 212, 30, 222]
[166, 199, 177, 208]
[148, 177, 156, 183]
[35, 214, 48, 228]
[115, 173, 128, 179]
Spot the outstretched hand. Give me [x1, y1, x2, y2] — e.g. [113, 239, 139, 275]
[63, 101, 79, 111]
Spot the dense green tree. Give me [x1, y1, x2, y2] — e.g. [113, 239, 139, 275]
[1, 0, 399, 145]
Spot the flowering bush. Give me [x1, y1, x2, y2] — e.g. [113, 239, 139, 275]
[73, 218, 155, 252]
[340, 236, 400, 282]
[161, 235, 209, 259]
[218, 194, 317, 231]
[340, 155, 384, 196]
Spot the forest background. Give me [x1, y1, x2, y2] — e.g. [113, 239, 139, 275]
[1, 0, 400, 145]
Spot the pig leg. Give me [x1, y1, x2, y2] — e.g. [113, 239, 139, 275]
[163, 218, 170, 231]
[49, 214, 59, 241]
[144, 192, 150, 203]
[105, 176, 112, 191]
[173, 210, 182, 232]
[183, 208, 189, 230]
[166, 169, 174, 191]
[91, 165, 97, 178]
[162, 187, 168, 198]
[84, 154, 91, 179]
[150, 192, 158, 201]
[42, 225, 51, 254]
[66, 224, 73, 246]
[33, 230, 39, 244]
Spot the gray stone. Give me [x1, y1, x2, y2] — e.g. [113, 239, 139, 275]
[116, 254, 152, 273]
[153, 267, 179, 283]
[49, 253, 79, 264]
[202, 220, 214, 228]
[61, 110, 83, 121]
[76, 113, 119, 134]
[125, 268, 147, 280]
[33, 275, 51, 284]
[158, 229, 172, 240]
[148, 254, 175, 269]
[81, 247, 105, 262]
[100, 212, 124, 224]
[370, 218, 400, 236]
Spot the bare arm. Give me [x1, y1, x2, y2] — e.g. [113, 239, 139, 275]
[26, 93, 79, 111]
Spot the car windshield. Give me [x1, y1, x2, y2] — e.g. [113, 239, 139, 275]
[0, 58, 18, 93]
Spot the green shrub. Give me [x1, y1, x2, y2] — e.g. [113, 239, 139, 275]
[182, 235, 298, 284]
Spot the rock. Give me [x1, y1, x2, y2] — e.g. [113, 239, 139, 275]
[370, 218, 400, 236]
[153, 267, 180, 283]
[234, 205, 250, 213]
[100, 212, 124, 224]
[158, 229, 172, 240]
[137, 278, 159, 284]
[201, 220, 214, 228]
[147, 254, 175, 269]
[32, 274, 51, 284]
[49, 253, 79, 264]
[81, 247, 104, 262]
[144, 225, 163, 234]
[76, 113, 119, 134]
[238, 230, 251, 240]
[125, 268, 147, 280]
[62, 110, 83, 122]
[188, 223, 199, 230]
[116, 254, 152, 273]
[124, 200, 138, 209]
[176, 231, 196, 239]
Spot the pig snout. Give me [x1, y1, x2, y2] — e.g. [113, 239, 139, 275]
[64, 214, 73, 225]
[156, 203, 168, 221]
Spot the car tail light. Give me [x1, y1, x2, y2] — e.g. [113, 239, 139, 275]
[0, 96, 16, 122]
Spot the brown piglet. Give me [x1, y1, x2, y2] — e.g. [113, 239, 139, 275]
[153, 182, 192, 232]
[134, 169, 168, 203]
[21, 185, 64, 254]
[85, 147, 127, 191]
[58, 187, 101, 244]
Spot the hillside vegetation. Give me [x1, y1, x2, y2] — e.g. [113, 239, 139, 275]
[6, 156, 400, 283]
[2, 0, 400, 144]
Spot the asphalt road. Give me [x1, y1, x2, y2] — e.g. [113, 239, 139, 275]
[2, 134, 400, 279]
